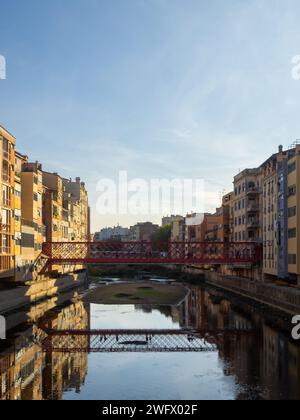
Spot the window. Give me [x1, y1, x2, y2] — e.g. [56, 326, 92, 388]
[288, 254, 297, 265]
[288, 185, 297, 197]
[53, 205, 58, 218]
[21, 233, 34, 248]
[288, 161, 296, 174]
[15, 209, 21, 222]
[288, 228, 297, 238]
[33, 193, 38, 201]
[288, 206, 297, 218]
[2, 185, 11, 207]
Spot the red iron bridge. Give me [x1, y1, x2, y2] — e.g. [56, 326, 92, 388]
[41, 241, 262, 266]
[41, 328, 254, 354]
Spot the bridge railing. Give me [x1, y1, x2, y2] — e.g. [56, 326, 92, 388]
[42, 241, 262, 265]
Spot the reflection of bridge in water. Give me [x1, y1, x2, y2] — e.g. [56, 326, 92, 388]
[41, 328, 254, 354]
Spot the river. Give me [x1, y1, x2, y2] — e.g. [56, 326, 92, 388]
[0, 281, 300, 400]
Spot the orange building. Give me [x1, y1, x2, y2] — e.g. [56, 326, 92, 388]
[0, 126, 16, 280]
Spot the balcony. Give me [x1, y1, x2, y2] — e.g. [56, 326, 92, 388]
[0, 224, 11, 234]
[247, 204, 259, 213]
[2, 199, 11, 208]
[0, 246, 11, 255]
[3, 150, 11, 162]
[2, 173, 11, 184]
[246, 187, 260, 196]
[247, 219, 260, 229]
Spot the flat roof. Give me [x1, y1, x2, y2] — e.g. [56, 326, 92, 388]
[0, 124, 16, 144]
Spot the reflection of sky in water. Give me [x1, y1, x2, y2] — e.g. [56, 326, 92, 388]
[63, 304, 237, 400]
[91, 304, 179, 330]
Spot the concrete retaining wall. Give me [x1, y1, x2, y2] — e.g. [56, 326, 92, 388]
[185, 267, 300, 314]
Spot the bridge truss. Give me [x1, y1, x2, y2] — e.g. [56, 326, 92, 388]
[41, 329, 253, 353]
[42, 241, 261, 266]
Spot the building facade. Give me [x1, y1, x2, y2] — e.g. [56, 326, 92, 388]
[233, 168, 262, 243]
[129, 222, 159, 241]
[0, 126, 16, 280]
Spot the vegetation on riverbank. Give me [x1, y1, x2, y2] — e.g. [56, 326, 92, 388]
[84, 282, 188, 305]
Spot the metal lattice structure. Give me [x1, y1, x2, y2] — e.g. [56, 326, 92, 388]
[42, 241, 262, 266]
[42, 329, 221, 353]
[41, 328, 254, 353]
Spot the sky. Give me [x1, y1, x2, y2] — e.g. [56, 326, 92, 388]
[1, 0, 300, 232]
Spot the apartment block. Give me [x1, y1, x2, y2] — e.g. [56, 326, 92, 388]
[62, 177, 90, 242]
[14, 152, 28, 272]
[222, 192, 234, 242]
[171, 218, 186, 242]
[162, 215, 184, 227]
[233, 168, 262, 243]
[286, 144, 300, 285]
[21, 162, 44, 261]
[94, 226, 130, 242]
[42, 172, 63, 243]
[259, 144, 300, 284]
[0, 126, 16, 280]
[204, 207, 231, 242]
[195, 213, 222, 242]
[129, 222, 159, 241]
[261, 147, 289, 281]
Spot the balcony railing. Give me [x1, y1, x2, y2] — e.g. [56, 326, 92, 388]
[0, 246, 11, 255]
[246, 187, 260, 195]
[2, 199, 11, 208]
[247, 204, 259, 213]
[247, 220, 260, 229]
[3, 151, 11, 161]
[2, 174, 11, 184]
[0, 224, 11, 233]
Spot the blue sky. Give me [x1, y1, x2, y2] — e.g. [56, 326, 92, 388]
[1, 0, 300, 230]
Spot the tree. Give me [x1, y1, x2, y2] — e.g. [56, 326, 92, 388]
[151, 225, 172, 243]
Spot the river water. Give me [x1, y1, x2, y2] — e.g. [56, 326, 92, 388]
[0, 282, 300, 400]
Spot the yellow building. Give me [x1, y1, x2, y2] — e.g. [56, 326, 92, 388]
[42, 171, 63, 243]
[287, 144, 300, 284]
[21, 162, 44, 260]
[14, 152, 28, 276]
[62, 177, 90, 241]
[0, 126, 16, 281]
[42, 301, 89, 400]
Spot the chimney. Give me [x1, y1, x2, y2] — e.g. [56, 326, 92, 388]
[278, 145, 283, 154]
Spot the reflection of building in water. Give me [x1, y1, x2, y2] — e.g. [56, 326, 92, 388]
[261, 324, 300, 400]
[42, 301, 89, 400]
[0, 325, 44, 400]
[0, 300, 90, 400]
[179, 286, 300, 400]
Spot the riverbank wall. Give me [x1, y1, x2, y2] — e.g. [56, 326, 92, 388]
[0, 271, 87, 314]
[184, 267, 300, 315]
